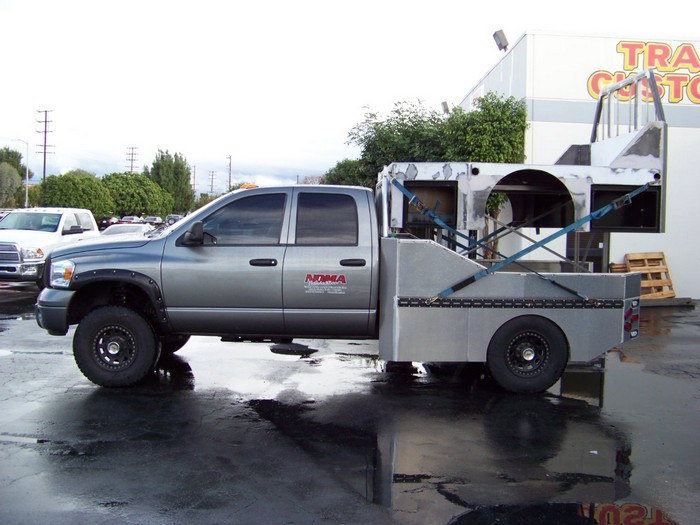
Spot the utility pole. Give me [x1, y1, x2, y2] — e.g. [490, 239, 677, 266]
[226, 154, 232, 191]
[209, 171, 216, 194]
[192, 165, 197, 193]
[126, 147, 138, 173]
[36, 109, 54, 181]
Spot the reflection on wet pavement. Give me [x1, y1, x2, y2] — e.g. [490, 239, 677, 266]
[156, 344, 685, 524]
[247, 372, 636, 524]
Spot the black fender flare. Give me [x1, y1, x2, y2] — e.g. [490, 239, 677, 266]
[70, 268, 171, 332]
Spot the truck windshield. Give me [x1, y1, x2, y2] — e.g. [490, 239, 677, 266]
[0, 212, 61, 232]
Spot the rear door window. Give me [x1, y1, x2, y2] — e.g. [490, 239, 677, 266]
[77, 213, 95, 231]
[295, 193, 358, 245]
[62, 213, 78, 232]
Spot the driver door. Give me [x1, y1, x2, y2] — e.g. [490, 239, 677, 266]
[161, 189, 291, 335]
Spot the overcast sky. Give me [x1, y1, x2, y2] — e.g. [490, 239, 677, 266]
[1, 0, 697, 194]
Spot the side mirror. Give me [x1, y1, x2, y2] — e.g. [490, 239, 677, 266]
[180, 221, 203, 245]
[63, 225, 84, 236]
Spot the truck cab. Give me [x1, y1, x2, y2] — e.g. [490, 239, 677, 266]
[161, 185, 379, 338]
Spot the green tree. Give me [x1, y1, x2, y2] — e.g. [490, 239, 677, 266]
[26, 184, 41, 207]
[63, 168, 98, 178]
[193, 192, 217, 210]
[102, 172, 173, 217]
[340, 101, 446, 188]
[0, 146, 34, 181]
[325, 94, 527, 188]
[442, 93, 527, 163]
[322, 159, 364, 186]
[40, 173, 115, 216]
[0, 162, 22, 208]
[145, 150, 194, 213]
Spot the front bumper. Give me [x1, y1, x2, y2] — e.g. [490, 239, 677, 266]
[0, 262, 44, 282]
[35, 287, 75, 335]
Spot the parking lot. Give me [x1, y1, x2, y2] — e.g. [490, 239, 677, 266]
[0, 284, 698, 524]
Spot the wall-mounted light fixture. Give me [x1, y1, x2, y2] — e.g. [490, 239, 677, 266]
[493, 30, 509, 52]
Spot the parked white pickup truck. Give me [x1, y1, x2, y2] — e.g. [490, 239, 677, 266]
[0, 207, 100, 286]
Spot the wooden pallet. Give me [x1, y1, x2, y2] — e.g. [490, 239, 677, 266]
[608, 262, 627, 273]
[624, 252, 675, 300]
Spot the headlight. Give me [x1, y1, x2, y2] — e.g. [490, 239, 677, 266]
[20, 247, 45, 260]
[50, 260, 75, 289]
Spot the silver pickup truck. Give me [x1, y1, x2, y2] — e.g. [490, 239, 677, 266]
[36, 186, 379, 381]
[35, 182, 643, 394]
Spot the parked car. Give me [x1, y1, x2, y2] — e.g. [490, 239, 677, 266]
[143, 216, 163, 226]
[97, 216, 120, 230]
[165, 214, 183, 225]
[120, 215, 142, 224]
[102, 223, 154, 237]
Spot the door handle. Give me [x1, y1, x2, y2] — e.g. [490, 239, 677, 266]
[340, 258, 366, 267]
[249, 259, 278, 267]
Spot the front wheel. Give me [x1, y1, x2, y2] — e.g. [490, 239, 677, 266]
[73, 306, 160, 387]
[486, 316, 568, 394]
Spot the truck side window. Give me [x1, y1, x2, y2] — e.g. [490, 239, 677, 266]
[77, 212, 95, 231]
[203, 193, 286, 245]
[296, 193, 358, 245]
[62, 214, 79, 232]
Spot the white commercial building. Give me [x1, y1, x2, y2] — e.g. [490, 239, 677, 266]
[460, 32, 700, 300]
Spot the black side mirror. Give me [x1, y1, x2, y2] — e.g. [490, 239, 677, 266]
[180, 221, 203, 245]
[63, 225, 84, 236]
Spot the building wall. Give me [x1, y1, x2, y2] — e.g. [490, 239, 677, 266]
[460, 31, 700, 299]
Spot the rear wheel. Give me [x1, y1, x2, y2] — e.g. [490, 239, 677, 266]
[486, 316, 568, 394]
[73, 306, 160, 387]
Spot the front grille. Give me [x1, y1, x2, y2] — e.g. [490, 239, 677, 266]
[0, 244, 20, 263]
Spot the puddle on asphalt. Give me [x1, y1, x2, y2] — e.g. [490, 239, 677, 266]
[247, 368, 680, 525]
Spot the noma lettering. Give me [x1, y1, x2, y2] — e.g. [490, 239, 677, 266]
[305, 274, 347, 284]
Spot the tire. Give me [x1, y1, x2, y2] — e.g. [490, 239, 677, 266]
[486, 315, 568, 394]
[159, 334, 190, 356]
[73, 306, 160, 387]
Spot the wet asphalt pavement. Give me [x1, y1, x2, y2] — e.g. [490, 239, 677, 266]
[0, 284, 698, 524]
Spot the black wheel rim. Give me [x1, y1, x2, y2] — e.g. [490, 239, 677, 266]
[505, 331, 549, 377]
[92, 324, 137, 371]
